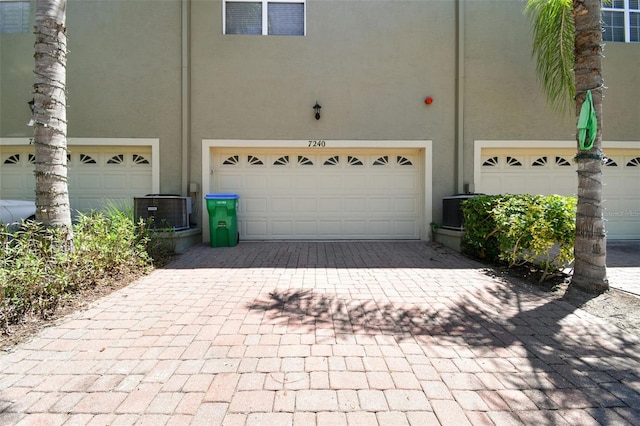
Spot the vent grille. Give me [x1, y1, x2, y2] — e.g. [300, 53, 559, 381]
[442, 194, 482, 230]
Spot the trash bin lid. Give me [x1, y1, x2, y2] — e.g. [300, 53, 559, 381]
[205, 193, 239, 199]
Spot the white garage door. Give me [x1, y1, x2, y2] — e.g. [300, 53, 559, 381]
[478, 148, 640, 240]
[211, 148, 423, 240]
[0, 145, 153, 214]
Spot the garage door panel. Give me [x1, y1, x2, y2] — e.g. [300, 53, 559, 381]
[104, 175, 127, 190]
[603, 199, 622, 211]
[622, 175, 639, 191]
[344, 220, 367, 235]
[1, 175, 30, 195]
[318, 221, 342, 234]
[395, 198, 417, 213]
[212, 148, 423, 240]
[393, 175, 419, 191]
[318, 198, 342, 212]
[370, 198, 391, 211]
[527, 176, 553, 194]
[370, 174, 394, 190]
[503, 175, 528, 193]
[244, 197, 268, 213]
[370, 220, 391, 236]
[218, 175, 243, 190]
[295, 198, 317, 213]
[272, 221, 294, 236]
[243, 175, 267, 191]
[269, 198, 291, 213]
[604, 176, 623, 196]
[619, 199, 639, 210]
[269, 175, 292, 191]
[344, 175, 368, 190]
[480, 149, 639, 239]
[75, 174, 101, 190]
[324, 175, 344, 189]
[293, 175, 317, 191]
[344, 198, 368, 213]
[606, 221, 640, 238]
[295, 221, 317, 235]
[130, 174, 152, 191]
[244, 220, 267, 237]
[1, 144, 153, 215]
[481, 175, 503, 195]
[395, 221, 418, 236]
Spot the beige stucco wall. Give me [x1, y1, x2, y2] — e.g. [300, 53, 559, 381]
[67, 0, 183, 194]
[0, 20, 34, 136]
[463, 1, 573, 190]
[189, 0, 458, 218]
[601, 43, 640, 140]
[0, 0, 184, 194]
[463, 0, 640, 192]
[2, 0, 638, 226]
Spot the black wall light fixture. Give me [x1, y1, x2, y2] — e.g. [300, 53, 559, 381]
[27, 99, 35, 126]
[313, 101, 321, 120]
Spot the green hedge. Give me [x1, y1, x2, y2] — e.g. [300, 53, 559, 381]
[460, 194, 576, 281]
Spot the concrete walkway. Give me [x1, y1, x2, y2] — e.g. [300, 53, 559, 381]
[1, 241, 639, 425]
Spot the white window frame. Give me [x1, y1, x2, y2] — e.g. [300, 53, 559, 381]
[602, 0, 640, 43]
[223, 0, 306, 36]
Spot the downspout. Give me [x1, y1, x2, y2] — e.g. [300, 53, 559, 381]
[181, 0, 190, 196]
[456, 0, 465, 194]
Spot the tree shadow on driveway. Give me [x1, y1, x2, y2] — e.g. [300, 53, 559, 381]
[247, 279, 640, 424]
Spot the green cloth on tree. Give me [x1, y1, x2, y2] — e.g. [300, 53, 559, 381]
[577, 90, 597, 151]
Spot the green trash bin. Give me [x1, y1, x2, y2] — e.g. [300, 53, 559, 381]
[205, 193, 239, 247]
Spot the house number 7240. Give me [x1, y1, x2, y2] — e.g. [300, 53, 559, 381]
[308, 140, 326, 147]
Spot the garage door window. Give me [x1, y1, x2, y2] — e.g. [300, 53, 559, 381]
[628, 157, 640, 166]
[482, 155, 574, 169]
[3, 154, 21, 165]
[221, 154, 416, 168]
[224, 0, 305, 36]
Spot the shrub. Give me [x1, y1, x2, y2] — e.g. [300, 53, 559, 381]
[0, 223, 73, 326]
[460, 195, 502, 261]
[69, 210, 152, 286]
[0, 205, 162, 333]
[461, 194, 577, 281]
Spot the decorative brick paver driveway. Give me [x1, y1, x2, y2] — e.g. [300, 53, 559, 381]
[1, 241, 639, 425]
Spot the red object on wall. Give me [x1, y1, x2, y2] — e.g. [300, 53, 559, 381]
[425, 96, 433, 105]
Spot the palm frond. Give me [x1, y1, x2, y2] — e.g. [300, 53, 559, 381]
[525, 0, 575, 114]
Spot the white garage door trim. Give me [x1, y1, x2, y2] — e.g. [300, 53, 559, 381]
[202, 140, 433, 242]
[474, 140, 640, 240]
[0, 137, 160, 208]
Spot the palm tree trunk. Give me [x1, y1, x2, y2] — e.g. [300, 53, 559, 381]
[33, 0, 73, 238]
[571, 0, 607, 292]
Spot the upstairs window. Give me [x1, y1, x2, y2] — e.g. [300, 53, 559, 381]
[0, 1, 30, 34]
[224, 0, 305, 36]
[602, 0, 640, 42]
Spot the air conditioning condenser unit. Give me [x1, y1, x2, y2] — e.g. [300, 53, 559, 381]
[134, 195, 192, 231]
